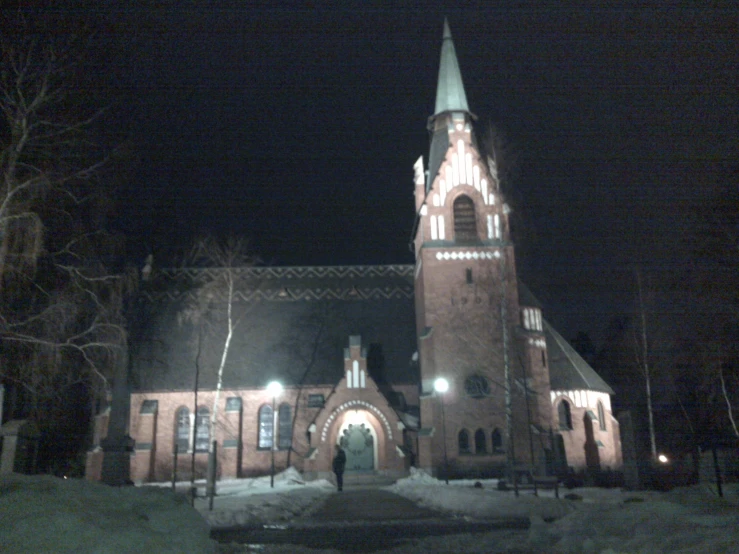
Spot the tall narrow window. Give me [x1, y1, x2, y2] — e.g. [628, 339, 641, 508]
[597, 401, 607, 431]
[453, 195, 477, 242]
[458, 429, 471, 454]
[278, 403, 292, 450]
[465, 268, 473, 284]
[558, 400, 573, 430]
[492, 428, 504, 453]
[474, 429, 487, 454]
[258, 404, 274, 450]
[175, 407, 190, 452]
[195, 406, 210, 452]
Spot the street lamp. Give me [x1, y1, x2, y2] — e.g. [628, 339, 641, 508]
[267, 381, 283, 488]
[434, 377, 449, 485]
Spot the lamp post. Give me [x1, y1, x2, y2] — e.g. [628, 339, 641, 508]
[434, 377, 450, 485]
[267, 381, 283, 488]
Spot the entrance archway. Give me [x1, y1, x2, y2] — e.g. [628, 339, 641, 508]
[337, 411, 377, 472]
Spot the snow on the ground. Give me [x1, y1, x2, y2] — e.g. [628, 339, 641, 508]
[389, 468, 739, 553]
[189, 467, 335, 528]
[4, 466, 739, 553]
[0, 473, 216, 554]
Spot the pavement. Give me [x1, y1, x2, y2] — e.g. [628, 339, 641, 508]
[307, 487, 443, 522]
[212, 486, 530, 551]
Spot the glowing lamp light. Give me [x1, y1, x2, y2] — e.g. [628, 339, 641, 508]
[267, 381, 283, 397]
[266, 381, 283, 489]
[434, 378, 449, 394]
[658, 454, 669, 464]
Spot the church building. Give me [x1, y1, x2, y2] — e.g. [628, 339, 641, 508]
[117, 22, 622, 484]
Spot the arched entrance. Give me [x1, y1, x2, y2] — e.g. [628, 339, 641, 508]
[336, 411, 378, 472]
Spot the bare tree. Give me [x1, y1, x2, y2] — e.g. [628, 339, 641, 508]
[179, 236, 255, 491]
[633, 266, 658, 460]
[0, 20, 128, 474]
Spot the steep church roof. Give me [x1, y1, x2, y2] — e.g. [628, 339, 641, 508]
[518, 282, 544, 309]
[544, 320, 615, 394]
[434, 19, 469, 116]
[131, 265, 418, 392]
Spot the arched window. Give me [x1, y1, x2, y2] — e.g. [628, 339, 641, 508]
[258, 404, 274, 450]
[474, 429, 487, 454]
[453, 195, 477, 242]
[558, 399, 573, 430]
[597, 401, 606, 431]
[492, 428, 504, 453]
[195, 406, 210, 452]
[175, 406, 190, 453]
[278, 403, 292, 450]
[458, 429, 471, 454]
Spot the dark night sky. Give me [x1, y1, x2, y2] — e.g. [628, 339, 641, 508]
[69, 2, 739, 344]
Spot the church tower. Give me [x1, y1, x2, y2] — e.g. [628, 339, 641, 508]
[414, 20, 551, 477]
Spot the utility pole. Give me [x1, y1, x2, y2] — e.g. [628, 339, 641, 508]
[501, 252, 515, 485]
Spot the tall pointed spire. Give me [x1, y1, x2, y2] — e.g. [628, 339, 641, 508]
[434, 18, 469, 116]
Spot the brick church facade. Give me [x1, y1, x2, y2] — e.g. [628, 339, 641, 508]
[113, 22, 621, 484]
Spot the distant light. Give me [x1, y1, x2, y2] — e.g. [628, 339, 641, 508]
[267, 381, 283, 397]
[658, 454, 669, 464]
[434, 378, 449, 393]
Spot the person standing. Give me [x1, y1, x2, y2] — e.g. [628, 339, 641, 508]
[332, 444, 347, 491]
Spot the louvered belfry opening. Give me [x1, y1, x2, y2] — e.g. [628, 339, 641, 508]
[453, 195, 477, 242]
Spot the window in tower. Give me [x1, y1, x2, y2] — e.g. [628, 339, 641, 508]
[492, 428, 504, 453]
[458, 429, 471, 454]
[465, 268, 473, 284]
[453, 195, 477, 242]
[558, 399, 573, 430]
[464, 375, 491, 398]
[474, 429, 487, 454]
[597, 401, 607, 431]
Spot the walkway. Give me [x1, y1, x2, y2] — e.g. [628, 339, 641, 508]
[212, 487, 530, 551]
[308, 487, 442, 522]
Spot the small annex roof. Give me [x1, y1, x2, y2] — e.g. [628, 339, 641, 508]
[545, 320, 614, 394]
[433, 19, 469, 116]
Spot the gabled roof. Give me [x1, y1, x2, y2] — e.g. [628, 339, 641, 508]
[131, 265, 419, 392]
[544, 320, 614, 394]
[434, 19, 469, 116]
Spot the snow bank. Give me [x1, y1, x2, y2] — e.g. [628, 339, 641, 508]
[147, 467, 335, 529]
[392, 470, 739, 553]
[0, 474, 216, 554]
[391, 470, 573, 521]
[542, 485, 739, 553]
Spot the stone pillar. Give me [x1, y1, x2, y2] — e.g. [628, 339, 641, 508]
[618, 411, 641, 490]
[102, 345, 133, 485]
[85, 408, 110, 481]
[1, 420, 40, 474]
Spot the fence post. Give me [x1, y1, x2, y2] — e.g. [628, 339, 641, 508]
[172, 444, 178, 492]
[208, 440, 217, 511]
